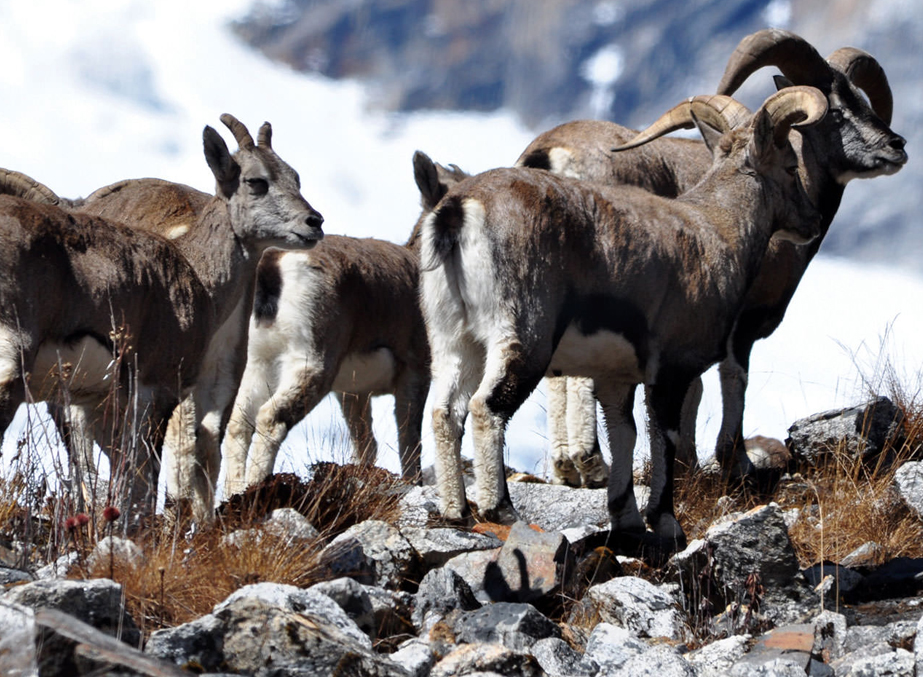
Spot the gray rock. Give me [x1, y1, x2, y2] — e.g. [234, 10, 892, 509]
[813, 610, 848, 661]
[397, 485, 443, 529]
[390, 638, 437, 677]
[787, 396, 903, 466]
[585, 575, 685, 640]
[729, 624, 815, 676]
[914, 613, 923, 677]
[322, 520, 419, 590]
[507, 482, 609, 531]
[672, 503, 818, 627]
[0, 600, 37, 677]
[0, 566, 33, 586]
[4, 578, 140, 676]
[619, 644, 695, 676]
[831, 644, 915, 676]
[684, 634, 751, 677]
[894, 461, 923, 520]
[442, 548, 501, 604]
[530, 637, 598, 677]
[152, 596, 410, 676]
[214, 581, 372, 649]
[3, 578, 140, 647]
[582, 622, 649, 673]
[440, 522, 575, 605]
[85, 536, 144, 571]
[430, 643, 542, 677]
[843, 620, 918, 655]
[33, 551, 79, 580]
[363, 584, 415, 641]
[145, 611, 226, 669]
[310, 577, 376, 639]
[412, 567, 481, 634]
[839, 541, 883, 568]
[265, 507, 319, 541]
[454, 602, 561, 651]
[402, 526, 502, 568]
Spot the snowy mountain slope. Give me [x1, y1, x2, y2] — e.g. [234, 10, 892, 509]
[0, 1, 920, 488]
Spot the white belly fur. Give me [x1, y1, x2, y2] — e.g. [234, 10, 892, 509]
[548, 325, 645, 381]
[332, 347, 397, 394]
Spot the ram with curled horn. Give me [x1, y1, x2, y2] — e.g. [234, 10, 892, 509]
[419, 86, 826, 558]
[515, 29, 907, 487]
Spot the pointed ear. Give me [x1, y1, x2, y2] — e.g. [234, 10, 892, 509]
[413, 150, 446, 210]
[691, 112, 724, 154]
[748, 107, 777, 168]
[774, 74, 795, 91]
[203, 125, 240, 199]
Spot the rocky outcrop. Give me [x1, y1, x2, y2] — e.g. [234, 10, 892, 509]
[6, 401, 923, 675]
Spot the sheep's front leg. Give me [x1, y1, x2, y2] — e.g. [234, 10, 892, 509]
[246, 365, 331, 487]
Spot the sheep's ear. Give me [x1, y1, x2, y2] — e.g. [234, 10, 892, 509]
[748, 106, 778, 167]
[691, 112, 724, 154]
[774, 74, 795, 91]
[413, 150, 446, 210]
[203, 125, 241, 199]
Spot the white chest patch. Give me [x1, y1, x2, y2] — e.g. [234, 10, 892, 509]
[548, 325, 645, 382]
[31, 337, 117, 401]
[332, 347, 397, 395]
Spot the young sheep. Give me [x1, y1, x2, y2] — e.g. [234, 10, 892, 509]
[0, 115, 324, 521]
[517, 29, 907, 481]
[420, 87, 827, 554]
[221, 152, 468, 495]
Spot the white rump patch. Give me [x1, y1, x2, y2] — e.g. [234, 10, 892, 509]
[548, 148, 581, 179]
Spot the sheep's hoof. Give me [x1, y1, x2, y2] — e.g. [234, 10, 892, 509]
[478, 500, 521, 526]
[609, 527, 684, 567]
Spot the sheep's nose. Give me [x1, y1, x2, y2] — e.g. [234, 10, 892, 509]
[306, 212, 324, 229]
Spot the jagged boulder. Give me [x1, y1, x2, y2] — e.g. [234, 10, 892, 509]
[786, 396, 904, 466]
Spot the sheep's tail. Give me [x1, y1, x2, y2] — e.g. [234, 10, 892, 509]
[419, 194, 465, 273]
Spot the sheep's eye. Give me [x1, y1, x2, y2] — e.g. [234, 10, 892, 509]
[785, 165, 799, 177]
[245, 177, 269, 196]
[827, 108, 844, 124]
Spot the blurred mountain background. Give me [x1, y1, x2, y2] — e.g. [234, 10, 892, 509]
[232, 0, 920, 269]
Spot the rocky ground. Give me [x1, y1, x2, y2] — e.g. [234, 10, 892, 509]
[3, 397, 923, 676]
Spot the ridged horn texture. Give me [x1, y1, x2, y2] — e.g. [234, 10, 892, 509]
[717, 28, 834, 96]
[760, 85, 829, 146]
[257, 122, 273, 149]
[826, 47, 894, 124]
[220, 113, 255, 149]
[611, 95, 751, 152]
[0, 168, 61, 205]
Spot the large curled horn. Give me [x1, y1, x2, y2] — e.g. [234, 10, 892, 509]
[0, 168, 62, 205]
[220, 113, 255, 149]
[826, 47, 894, 124]
[717, 28, 834, 96]
[612, 95, 751, 152]
[759, 85, 828, 146]
[257, 122, 273, 149]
